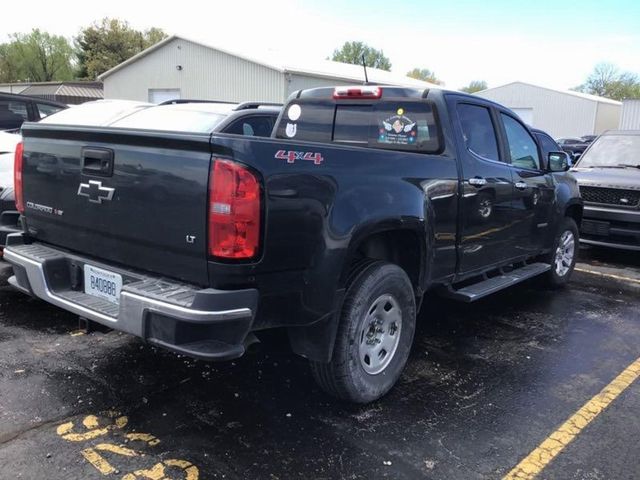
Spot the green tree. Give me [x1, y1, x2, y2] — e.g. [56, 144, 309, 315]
[573, 63, 640, 100]
[407, 68, 443, 85]
[76, 18, 167, 79]
[331, 41, 391, 71]
[0, 29, 74, 82]
[460, 80, 488, 93]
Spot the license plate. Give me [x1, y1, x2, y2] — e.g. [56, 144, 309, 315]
[84, 264, 122, 304]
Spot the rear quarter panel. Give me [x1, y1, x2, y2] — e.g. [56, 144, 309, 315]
[208, 134, 459, 329]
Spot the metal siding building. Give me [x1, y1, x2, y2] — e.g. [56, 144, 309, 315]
[620, 99, 640, 130]
[102, 38, 285, 103]
[99, 35, 438, 104]
[475, 82, 622, 139]
[0, 82, 102, 104]
[0, 83, 29, 94]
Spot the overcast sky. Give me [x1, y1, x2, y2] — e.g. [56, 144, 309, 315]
[2, 0, 639, 90]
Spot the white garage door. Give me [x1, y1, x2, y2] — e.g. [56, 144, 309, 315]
[511, 108, 534, 126]
[148, 88, 181, 104]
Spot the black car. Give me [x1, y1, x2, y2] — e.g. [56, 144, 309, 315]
[0, 92, 67, 131]
[7, 85, 581, 403]
[572, 130, 640, 250]
[557, 137, 590, 159]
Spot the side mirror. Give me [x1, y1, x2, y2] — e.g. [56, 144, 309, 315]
[548, 151, 570, 172]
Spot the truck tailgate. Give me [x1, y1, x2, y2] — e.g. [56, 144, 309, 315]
[20, 124, 212, 285]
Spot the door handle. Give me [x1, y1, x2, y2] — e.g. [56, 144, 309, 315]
[468, 177, 487, 187]
[82, 147, 114, 176]
[515, 181, 528, 190]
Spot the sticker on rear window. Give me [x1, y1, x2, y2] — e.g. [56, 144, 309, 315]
[287, 104, 301, 121]
[285, 123, 297, 137]
[379, 108, 417, 145]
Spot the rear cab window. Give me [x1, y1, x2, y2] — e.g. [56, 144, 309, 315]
[275, 93, 441, 154]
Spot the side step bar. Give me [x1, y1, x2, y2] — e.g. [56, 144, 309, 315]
[441, 262, 551, 303]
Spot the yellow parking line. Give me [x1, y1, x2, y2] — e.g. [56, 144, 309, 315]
[503, 357, 640, 480]
[574, 267, 640, 285]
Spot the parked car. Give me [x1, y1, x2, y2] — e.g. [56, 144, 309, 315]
[0, 92, 67, 131]
[0, 150, 19, 249]
[0, 131, 21, 154]
[557, 137, 590, 160]
[109, 100, 281, 136]
[572, 130, 640, 250]
[581, 134, 598, 144]
[39, 99, 153, 127]
[0, 131, 23, 248]
[6, 85, 581, 403]
[40, 99, 281, 137]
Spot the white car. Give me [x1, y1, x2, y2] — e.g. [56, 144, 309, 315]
[0, 131, 20, 154]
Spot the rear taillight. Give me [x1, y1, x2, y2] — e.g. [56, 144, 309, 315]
[208, 159, 261, 259]
[14, 142, 24, 214]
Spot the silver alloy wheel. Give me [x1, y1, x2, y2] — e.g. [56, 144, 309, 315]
[358, 294, 402, 375]
[554, 230, 575, 277]
[478, 198, 492, 219]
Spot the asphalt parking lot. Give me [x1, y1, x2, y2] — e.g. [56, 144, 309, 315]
[0, 246, 639, 480]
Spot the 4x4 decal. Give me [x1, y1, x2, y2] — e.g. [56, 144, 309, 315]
[275, 150, 324, 165]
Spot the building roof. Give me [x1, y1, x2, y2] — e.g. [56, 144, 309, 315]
[19, 82, 103, 99]
[97, 35, 441, 89]
[477, 81, 622, 106]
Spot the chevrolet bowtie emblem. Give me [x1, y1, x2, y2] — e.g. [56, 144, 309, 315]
[77, 180, 115, 204]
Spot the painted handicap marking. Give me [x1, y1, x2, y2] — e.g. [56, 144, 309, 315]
[56, 411, 199, 479]
[56, 410, 128, 441]
[122, 459, 199, 480]
[81, 443, 140, 475]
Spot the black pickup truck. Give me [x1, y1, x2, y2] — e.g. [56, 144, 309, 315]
[6, 85, 582, 403]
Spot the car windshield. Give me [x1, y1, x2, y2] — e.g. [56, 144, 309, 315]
[577, 134, 640, 168]
[111, 104, 232, 133]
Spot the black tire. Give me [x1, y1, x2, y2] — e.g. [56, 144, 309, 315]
[310, 261, 416, 403]
[542, 217, 579, 288]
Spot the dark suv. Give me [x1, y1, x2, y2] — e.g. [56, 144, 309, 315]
[0, 92, 67, 131]
[572, 130, 640, 250]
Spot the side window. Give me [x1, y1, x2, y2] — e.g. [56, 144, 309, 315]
[457, 103, 500, 161]
[8, 101, 29, 119]
[37, 103, 64, 119]
[0, 100, 28, 129]
[224, 115, 274, 137]
[501, 114, 541, 170]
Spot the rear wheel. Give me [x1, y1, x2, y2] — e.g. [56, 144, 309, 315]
[310, 262, 416, 403]
[543, 217, 579, 288]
